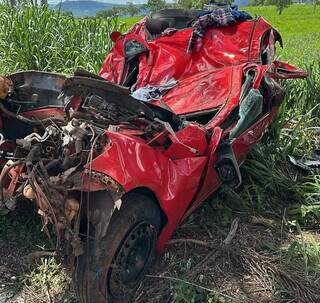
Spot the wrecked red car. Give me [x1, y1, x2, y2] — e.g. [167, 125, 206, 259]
[0, 7, 306, 303]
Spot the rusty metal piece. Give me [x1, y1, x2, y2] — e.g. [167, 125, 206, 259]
[23, 184, 36, 200]
[0, 160, 24, 209]
[56, 221, 65, 232]
[85, 169, 122, 192]
[65, 197, 80, 222]
[0, 76, 12, 100]
[100, 175, 122, 192]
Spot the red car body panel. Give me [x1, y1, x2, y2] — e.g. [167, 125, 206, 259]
[95, 17, 307, 252]
[100, 17, 272, 86]
[0, 14, 307, 255]
[90, 131, 207, 249]
[88, 107, 279, 252]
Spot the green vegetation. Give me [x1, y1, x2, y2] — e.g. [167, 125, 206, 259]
[145, 0, 167, 12]
[251, 0, 293, 15]
[0, 5, 124, 74]
[0, 4, 319, 303]
[0, 204, 48, 251]
[246, 5, 320, 63]
[23, 257, 75, 303]
[122, 16, 143, 28]
[96, 0, 167, 19]
[96, 4, 141, 19]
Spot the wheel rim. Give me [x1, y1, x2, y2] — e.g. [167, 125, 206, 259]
[108, 221, 156, 299]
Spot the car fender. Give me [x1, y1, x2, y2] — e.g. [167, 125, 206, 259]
[89, 131, 208, 252]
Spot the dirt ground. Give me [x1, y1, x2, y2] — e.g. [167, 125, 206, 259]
[0, 199, 319, 303]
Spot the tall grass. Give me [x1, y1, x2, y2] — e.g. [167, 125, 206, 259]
[0, 5, 124, 74]
[239, 61, 320, 227]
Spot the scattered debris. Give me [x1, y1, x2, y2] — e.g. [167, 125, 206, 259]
[288, 150, 320, 171]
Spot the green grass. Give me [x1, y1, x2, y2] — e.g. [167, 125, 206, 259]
[23, 257, 76, 303]
[246, 5, 320, 64]
[0, 205, 48, 251]
[0, 5, 125, 74]
[122, 15, 143, 28]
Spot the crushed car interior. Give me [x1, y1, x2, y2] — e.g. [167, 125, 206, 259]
[0, 5, 307, 303]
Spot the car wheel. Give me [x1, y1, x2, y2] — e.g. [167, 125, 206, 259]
[75, 192, 161, 303]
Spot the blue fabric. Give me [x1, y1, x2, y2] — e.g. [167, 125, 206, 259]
[230, 5, 252, 21]
[189, 5, 252, 52]
[197, 5, 252, 21]
[197, 10, 212, 17]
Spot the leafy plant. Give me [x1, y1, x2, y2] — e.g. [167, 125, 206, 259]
[0, 5, 125, 74]
[286, 232, 320, 277]
[23, 257, 76, 303]
[172, 281, 229, 303]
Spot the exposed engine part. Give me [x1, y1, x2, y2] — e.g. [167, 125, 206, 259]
[23, 184, 36, 200]
[16, 125, 60, 149]
[0, 90, 163, 252]
[0, 74, 170, 260]
[62, 119, 96, 153]
[65, 198, 80, 222]
[0, 133, 4, 145]
[0, 150, 15, 160]
[0, 160, 24, 210]
[24, 125, 59, 143]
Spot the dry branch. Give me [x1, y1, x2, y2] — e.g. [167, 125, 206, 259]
[167, 238, 215, 248]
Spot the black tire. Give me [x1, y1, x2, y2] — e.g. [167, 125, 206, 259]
[75, 192, 161, 303]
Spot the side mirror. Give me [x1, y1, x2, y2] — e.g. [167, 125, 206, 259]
[110, 31, 122, 42]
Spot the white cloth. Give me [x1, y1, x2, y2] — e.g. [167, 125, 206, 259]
[131, 79, 178, 102]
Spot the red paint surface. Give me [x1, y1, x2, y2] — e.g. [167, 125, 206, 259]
[97, 16, 306, 252]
